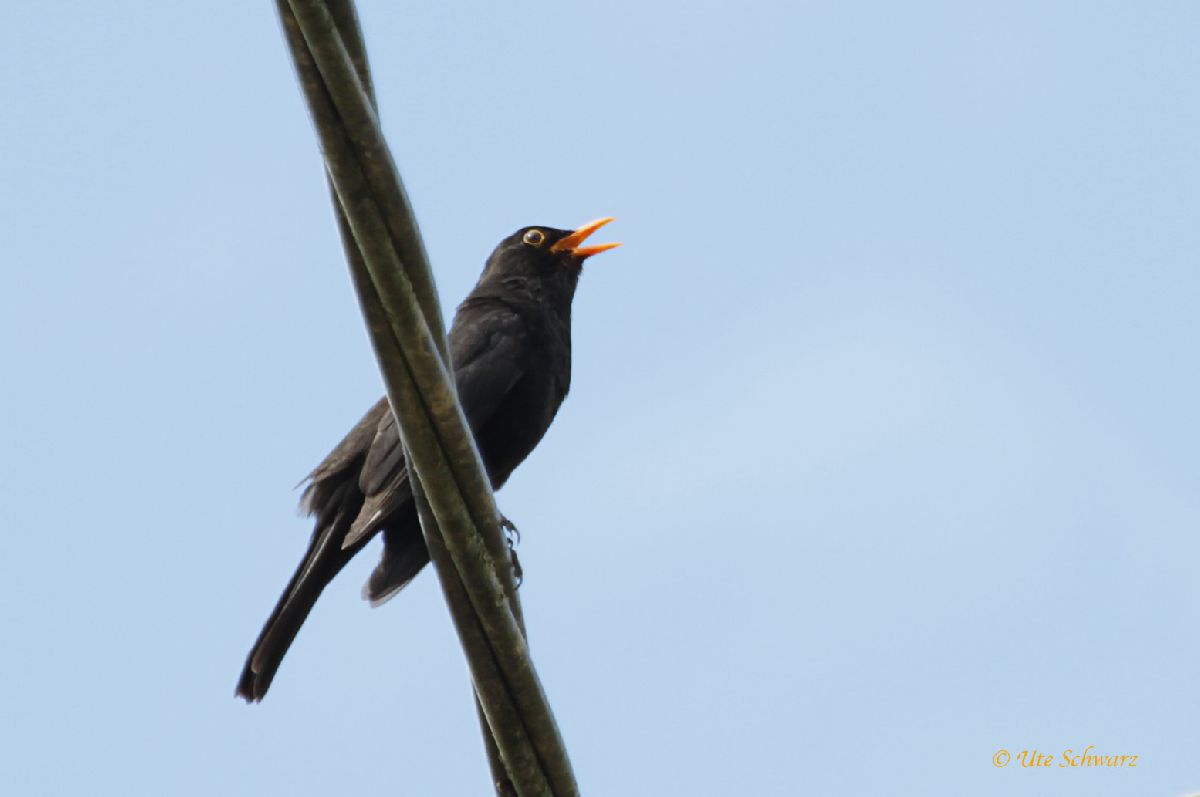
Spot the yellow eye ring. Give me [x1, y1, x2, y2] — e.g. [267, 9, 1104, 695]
[522, 229, 546, 246]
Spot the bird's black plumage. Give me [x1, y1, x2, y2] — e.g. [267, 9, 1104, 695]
[236, 220, 618, 702]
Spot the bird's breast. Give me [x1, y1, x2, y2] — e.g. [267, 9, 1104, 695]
[476, 368, 565, 489]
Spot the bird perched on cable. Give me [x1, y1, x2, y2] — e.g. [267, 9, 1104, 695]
[236, 218, 620, 702]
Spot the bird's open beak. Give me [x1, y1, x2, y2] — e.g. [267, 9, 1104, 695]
[550, 217, 621, 259]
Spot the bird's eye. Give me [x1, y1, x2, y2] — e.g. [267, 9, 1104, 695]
[522, 229, 546, 247]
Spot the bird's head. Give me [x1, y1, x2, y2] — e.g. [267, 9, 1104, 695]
[481, 217, 621, 287]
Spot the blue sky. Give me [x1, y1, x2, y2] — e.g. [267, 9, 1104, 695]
[2, 2, 1198, 795]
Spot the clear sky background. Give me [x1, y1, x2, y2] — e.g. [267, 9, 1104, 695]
[2, 2, 1197, 795]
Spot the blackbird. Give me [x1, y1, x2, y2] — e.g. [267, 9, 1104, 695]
[236, 218, 619, 702]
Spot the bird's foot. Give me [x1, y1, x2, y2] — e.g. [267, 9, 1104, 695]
[500, 515, 523, 587]
[509, 548, 524, 588]
[500, 515, 521, 545]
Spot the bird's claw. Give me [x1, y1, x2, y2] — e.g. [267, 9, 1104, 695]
[500, 515, 523, 587]
[509, 546, 524, 588]
[500, 515, 521, 545]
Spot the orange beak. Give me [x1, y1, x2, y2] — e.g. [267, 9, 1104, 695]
[550, 217, 621, 259]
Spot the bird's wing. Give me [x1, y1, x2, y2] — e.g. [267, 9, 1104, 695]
[341, 303, 530, 548]
[449, 301, 532, 429]
[341, 407, 411, 548]
[301, 397, 390, 492]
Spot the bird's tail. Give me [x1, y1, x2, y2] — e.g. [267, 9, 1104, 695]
[363, 534, 430, 607]
[236, 482, 367, 703]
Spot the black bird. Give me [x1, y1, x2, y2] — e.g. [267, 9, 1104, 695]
[237, 218, 620, 702]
